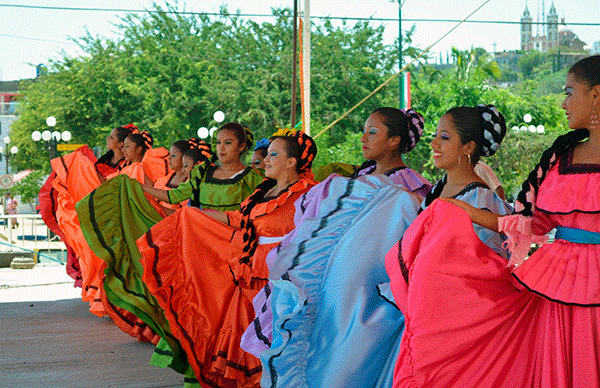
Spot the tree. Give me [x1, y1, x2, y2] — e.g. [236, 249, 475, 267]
[10, 5, 401, 172]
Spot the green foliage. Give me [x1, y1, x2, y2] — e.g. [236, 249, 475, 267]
[408, 47, 569, 193]
[11, 170, 47, 205]
[11, 5, 400, 172]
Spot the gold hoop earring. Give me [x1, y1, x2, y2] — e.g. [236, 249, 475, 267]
[459, 153, 471, 167]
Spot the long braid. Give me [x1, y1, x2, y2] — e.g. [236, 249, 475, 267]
[351, 160, 377, 178]
[419, 175, 448, 213]
[515, 128, 589, 216]
[238, 178, 277, 264]
[237, 130, 317, 265]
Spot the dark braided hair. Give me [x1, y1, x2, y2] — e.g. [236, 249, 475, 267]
[171, 139, 192, 154]
[419, 175, 448, 213]
[515, 128, 589, 216]
[213, 122, 253, 155]
[183, 138, 214, 165]
[237, 178, 277, 265]
[96, 123, 137, 166]
[351, 160, 377, 178]
[514, 56, 599, 216]
[237, 130, 317, 266]
[189, 141, 219, 207]
[126, 130, 153, 155]
[445, 105, 506, 165]
[270, 131, 317, 174]
[372, 107, 425, 154]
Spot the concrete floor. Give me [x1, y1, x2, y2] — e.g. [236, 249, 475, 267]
[0, 265, 184, 388]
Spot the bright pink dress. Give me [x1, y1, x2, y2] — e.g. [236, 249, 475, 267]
[386, 152, 600, 387]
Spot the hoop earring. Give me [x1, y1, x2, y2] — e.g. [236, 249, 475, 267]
[459, 153, 471, 167]
[592, 103, 599, 131]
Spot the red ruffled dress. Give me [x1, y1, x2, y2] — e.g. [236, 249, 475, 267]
[137, 179, 316, 388]
[386, 151, 600, 387]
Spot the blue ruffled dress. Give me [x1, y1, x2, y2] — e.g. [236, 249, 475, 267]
[242, 167, 430, 388]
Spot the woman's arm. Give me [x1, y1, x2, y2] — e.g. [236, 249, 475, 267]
[141, 184, 170, 203]
[440, 198, 500, 232]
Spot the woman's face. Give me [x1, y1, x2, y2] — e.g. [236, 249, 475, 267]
[264, 138, 294, 180]
[250, 150, 267, 169]
[430, 114, 470, 171]
[562, 72, 597, 130]
[181, 155, 196, 177]
[361, 113, 397, 161]
[216, 130, 246, 164]
[168, 145, 184, 172]
[106, 128, 122, 152]
[122, 137, 143, 163]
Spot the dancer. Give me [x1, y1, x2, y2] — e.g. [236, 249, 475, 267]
[142, 122, 264, 211]
[392, 55, 600, 387]
[153, 138, 212, 214]
[39, 124, 132, 285]
[244, 108, 431, 388]
[137, 130, 318, 388]
[250, 137, 269, 169]
[78, 123, 262, 385]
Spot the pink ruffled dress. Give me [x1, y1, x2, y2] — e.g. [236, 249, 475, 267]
[386, 151, 600, 387]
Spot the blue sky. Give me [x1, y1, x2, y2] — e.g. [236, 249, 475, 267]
[1, 0, 598, 81]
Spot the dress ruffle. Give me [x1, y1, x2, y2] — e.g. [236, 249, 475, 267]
[391, 200, 542, 387]
[38, 171, 81, 286]
[138, 206, 259, 387]
[241, 168, 431, 361]
[76, 174, 184, 350]
[142, 147, 172, 183]
[502, 160, 600, 306]
[536, 152, 600, 214]
[138, 179, 314, 387]
[49, 146, 110, 315]
[389, 198, 600, 387]
[259, 175, 422, 388]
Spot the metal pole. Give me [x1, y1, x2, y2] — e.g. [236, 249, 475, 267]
[291, 0, 298, 128]
[398, 1, 404, 109]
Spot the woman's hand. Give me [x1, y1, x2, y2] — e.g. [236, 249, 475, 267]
[440, 198, 477, 219]
[440, 197, 500, 232]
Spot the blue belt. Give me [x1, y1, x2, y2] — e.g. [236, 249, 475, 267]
[555, 226, 600, 244]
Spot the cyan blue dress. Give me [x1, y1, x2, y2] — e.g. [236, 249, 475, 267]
[256, 180, 510, 388]
[241, 167, 428, 388]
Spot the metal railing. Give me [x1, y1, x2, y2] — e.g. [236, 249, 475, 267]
[0, 214, 66, 264]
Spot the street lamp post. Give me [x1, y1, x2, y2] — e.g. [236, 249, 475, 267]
[31, 116, 71, 160]
[0, 137, 18, 174]
[512, 114, 545, 134]
[197, 111, 225, 140]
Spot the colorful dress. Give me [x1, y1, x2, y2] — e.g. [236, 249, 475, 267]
[501, 151, 600, 387]
[38, 147, 121, 287]
[153, 172, 185, 211]
[76, 163, 264, 384]
[167, 165, 264, 211]
[137, 179, 316, 388]
[246, 167, 430, 388]
[385, 182, 586, 387]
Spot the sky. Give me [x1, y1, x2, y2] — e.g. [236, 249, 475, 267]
[0, 0, 598, 81]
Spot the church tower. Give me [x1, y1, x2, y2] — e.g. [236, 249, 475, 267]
[521, 5, 533, 51]
[547, 2, 559, 50]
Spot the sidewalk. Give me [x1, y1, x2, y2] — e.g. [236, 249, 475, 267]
[0, 263, 79, 302]
[0, 264, 184, 387]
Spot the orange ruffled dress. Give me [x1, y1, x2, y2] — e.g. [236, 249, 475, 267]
[137, 179, 316, 388]
[48, 146, 112, 315]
